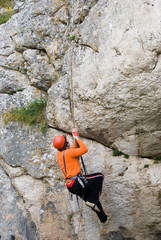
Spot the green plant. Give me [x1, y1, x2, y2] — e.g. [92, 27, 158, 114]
[0, 1, 14, 25]
[2, 98, 48, 133]
[40, 120, 49, 134]
[0, 1, 15, 25]
[144, 164, 149, 168]
[0, 0, 13, 7]
[153, 156, 161, 164]
[0, 11, 12, 24]
[113, 149, 123, 156]
[69, 34, 76, 41]
[124, 154, 129, 159]
[98, 12, 102, 17]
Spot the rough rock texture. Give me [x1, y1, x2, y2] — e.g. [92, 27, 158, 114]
[0, 0, 161, 239]
[47, 0, 161, 158]
[1, 127, 161, 240]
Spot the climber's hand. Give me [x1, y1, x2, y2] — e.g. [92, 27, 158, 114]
[72, 128, 79, 140]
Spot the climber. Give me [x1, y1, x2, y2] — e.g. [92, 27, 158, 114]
[53, 128, 110, 223]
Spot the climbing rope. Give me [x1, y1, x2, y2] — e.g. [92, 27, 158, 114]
[77, 194, 85, 238]
[69, 39, 85, 240]
[69, 41, 77, 128]
[68, 3, 92, 236]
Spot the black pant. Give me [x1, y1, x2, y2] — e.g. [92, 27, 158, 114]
[67, 172, 107, 222]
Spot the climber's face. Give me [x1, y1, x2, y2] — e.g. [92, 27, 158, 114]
[64, 135, 70, 149]
[66, 139, 70, 149]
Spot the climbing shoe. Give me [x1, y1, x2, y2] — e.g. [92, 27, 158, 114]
[99, 213, 107, 223]
[85, 201, 101, 213]
[100, 213, 111, 223]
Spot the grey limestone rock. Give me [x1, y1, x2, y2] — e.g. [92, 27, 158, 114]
[0, 0, 161, 239]
[47, 0, 161, 158]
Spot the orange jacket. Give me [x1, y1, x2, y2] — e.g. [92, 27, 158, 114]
[57, 138, 88, 182]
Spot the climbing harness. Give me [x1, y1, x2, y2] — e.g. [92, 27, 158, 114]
[62, 151, 88, 188]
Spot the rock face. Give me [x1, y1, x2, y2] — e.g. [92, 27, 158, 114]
[0, 0, 161, 239]
[47, 0, 161, 158]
